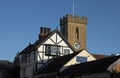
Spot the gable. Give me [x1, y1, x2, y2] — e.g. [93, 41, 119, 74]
[60, 49, 96, 72]
[36, 30, 75, 69]
[38, 31, 73, 52]
[43, 32, 67, 46]
[64, 49, 96, 66]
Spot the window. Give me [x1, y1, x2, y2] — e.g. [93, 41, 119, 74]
[21, 54, 27, 63]
[76, 27, 79, 39]
[45, 45, 51, 55]
[64, 49, 70, 55]
[27, 54, 30, 63]
[45, 45, 60, 56]
[76, 56, 87, 63]
[30, 52, 35, 62]
[76, 27, 79, 33]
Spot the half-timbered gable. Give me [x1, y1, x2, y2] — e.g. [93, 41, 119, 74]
[35, 29, 74, 69]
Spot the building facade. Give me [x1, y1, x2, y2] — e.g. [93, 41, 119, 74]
[19, 28, 76, 78]
[18, 14, 120, 78]
[19, 14, 96, 78]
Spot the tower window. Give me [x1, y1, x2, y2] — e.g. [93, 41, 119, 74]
[76, 27, 79, 33]
[76, 27, 79, 39]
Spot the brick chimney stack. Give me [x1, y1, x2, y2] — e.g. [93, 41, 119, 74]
[39, 27, 51, 40]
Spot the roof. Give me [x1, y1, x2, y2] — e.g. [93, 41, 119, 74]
[60, 55, 120, 76]
[92, 53, 110, 60]
[19, 44, 34, 54]
[35, 50, 82, 75]
[19, 29, 75, 55]
[0, 60, 10, 70]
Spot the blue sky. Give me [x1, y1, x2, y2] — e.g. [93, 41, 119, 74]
[0, 0, 120, 61]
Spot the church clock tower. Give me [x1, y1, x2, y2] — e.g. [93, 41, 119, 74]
[60, 14, 87, 51]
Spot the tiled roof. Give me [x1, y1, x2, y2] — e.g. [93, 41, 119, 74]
[92, 53, 110, 60]
[60, 55, 120, 76]
[35, 50, 82, 75]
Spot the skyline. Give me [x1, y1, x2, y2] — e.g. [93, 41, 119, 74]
[0, 0, 120, 61]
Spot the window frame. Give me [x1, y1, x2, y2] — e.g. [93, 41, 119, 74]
[64, 49, 70, 55]
[45, 44, 61, 56]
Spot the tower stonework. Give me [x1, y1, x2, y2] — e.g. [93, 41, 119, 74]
[60, 14, 87, 51]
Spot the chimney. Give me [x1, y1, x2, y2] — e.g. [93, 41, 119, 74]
[48, 28, 51, 33]
[39, 27, 51, 40]
[40, 27, 44, 35]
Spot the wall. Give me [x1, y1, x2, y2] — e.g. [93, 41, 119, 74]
[20, 51, 36, 78]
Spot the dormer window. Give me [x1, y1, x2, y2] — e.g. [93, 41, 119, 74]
[45, 44, 60, 56]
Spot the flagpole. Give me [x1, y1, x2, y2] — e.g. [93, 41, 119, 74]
[73, 0, 75, 17]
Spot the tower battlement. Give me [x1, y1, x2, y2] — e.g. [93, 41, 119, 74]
[60, 14, 87, 26]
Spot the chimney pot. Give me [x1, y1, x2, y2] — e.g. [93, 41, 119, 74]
[39, 27, 51, 40]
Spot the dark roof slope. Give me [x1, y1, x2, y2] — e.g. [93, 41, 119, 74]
[19, 44, 34, 54]
[0, 60, 10, 70]
[60, 55, 120, 76]
[35, 50, 82, 75]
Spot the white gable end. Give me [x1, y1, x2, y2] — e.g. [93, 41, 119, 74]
[43, 38, 55, 44]
[77, 50, 96, 62]
[36, 31, 74, 69]
[57, 33, 62, 43]
[58, 40, 67, 46]
[60, 49, 96, 72]
[43, 32, 63, 45]
[63, 49, 96, 66]
[50, 33, 56, 42]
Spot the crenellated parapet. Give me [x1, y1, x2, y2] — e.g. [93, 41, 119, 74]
[60, 14, 87, 26]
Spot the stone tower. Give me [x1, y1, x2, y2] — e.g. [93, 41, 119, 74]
[60, 14, 87, 51]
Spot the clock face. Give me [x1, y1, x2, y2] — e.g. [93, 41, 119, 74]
[74, 42, 80, 49]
